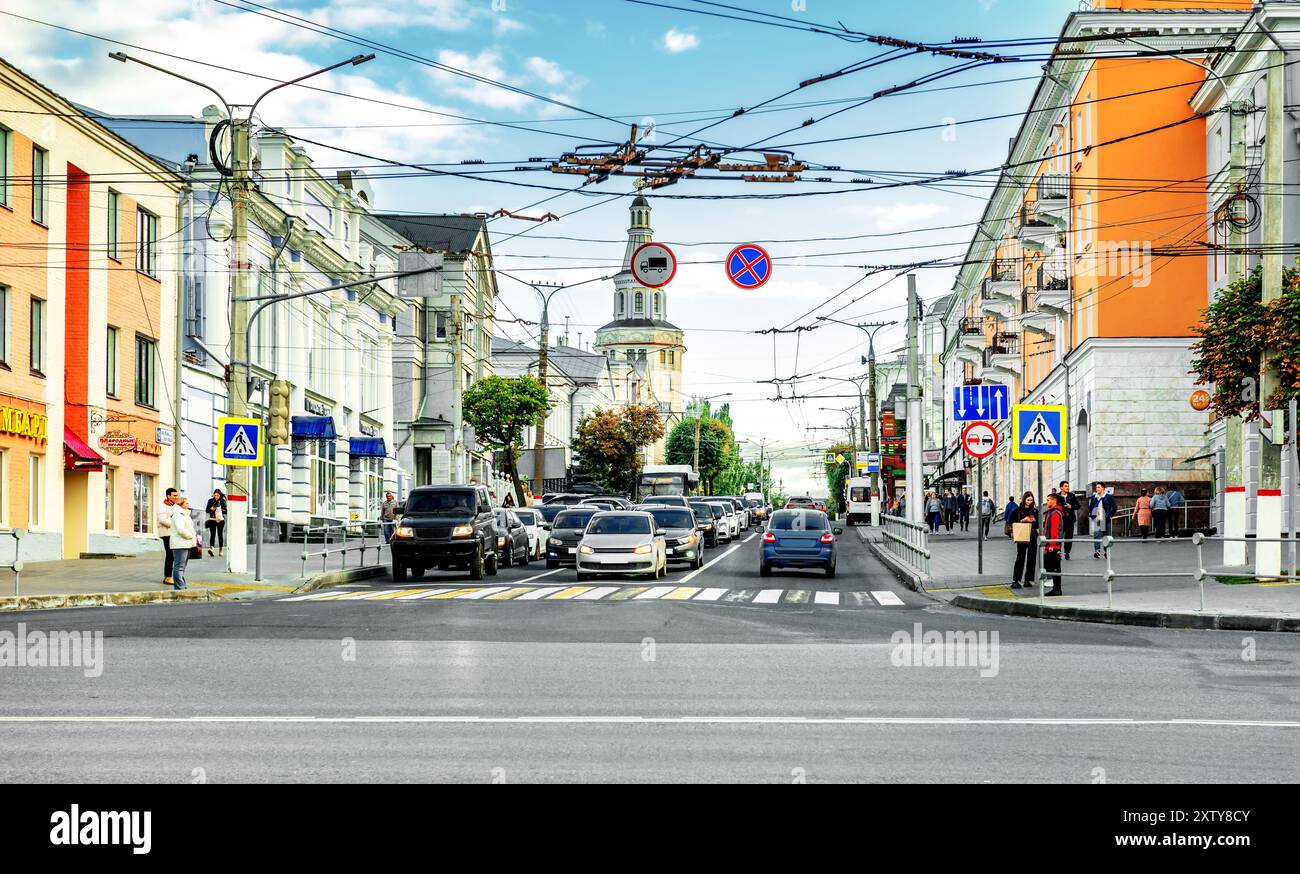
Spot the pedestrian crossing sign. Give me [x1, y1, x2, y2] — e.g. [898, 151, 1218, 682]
[1011, 404, 1067, 461]
[217, 416, 264, 466]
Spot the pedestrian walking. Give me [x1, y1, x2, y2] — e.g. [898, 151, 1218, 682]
[1003, 495, 1018, 539]
[926, 492, 943, 534]
[1089, 481, 1118, 558]
[1150, 486, 1169, 539]
[1135, 488, 1153, 539]
[1058, 481, 1081, 559]
[1042, 493, 1065, 596]
[958, 488, 972, 532]
[979, 491, 995, 539]
[1165, 484, 1185, 537]
[204, 489, 227, 558]
[170, 496, 199, 591]
[1010, 492, 1039, 589]
[157, 487, 177, 585]
[941, 488, 958, 532]
[381, 491, 400, 542]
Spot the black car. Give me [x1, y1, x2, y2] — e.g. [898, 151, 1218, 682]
[390, 485, 498, 581]
[545, 507, 599, 568]
[492, 508, 531, 568]
[644, 506, 705, 569]
[687, 500, 720, 547]
[536, 503, 567, 529]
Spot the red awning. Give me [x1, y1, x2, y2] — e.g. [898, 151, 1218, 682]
[64, 426, 105, 472]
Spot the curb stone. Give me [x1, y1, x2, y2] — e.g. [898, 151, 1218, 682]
[0, 588, 222, 613]
[290, 564, 389, 595]
[950, 593, 1300, 633]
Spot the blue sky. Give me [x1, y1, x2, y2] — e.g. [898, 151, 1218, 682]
[4, 0, 1080, 493]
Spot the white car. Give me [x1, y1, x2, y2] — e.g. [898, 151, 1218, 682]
[575, 511, 668, 581]
[708, 500, 740, 540]
[513, 507, 545, 560]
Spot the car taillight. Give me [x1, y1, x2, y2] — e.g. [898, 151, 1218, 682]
[762, 532, 776, 543]
[820, 532, 834, 544]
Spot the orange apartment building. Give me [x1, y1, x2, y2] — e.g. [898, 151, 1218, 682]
[926, 0, 1254, 524]
[1, 57, 180, 563]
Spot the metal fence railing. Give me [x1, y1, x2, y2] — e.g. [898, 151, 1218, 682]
[299, 518, 390, 577]
[881, 515, 931, 582]
[1, 529, 23, 596]
[1033, 533, 1297, 611]
[1110, 500, 1212, 538]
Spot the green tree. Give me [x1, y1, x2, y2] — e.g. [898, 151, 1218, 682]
[462, 374, 551, 506]
[665, 416, 732, 492]
[573, 404, 666, 494]
[821, 441, 854, 515]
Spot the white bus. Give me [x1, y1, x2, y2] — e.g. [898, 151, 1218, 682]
[636, 465, 700, 502]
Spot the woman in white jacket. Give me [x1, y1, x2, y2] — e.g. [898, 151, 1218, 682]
[169, 497, 199, 590]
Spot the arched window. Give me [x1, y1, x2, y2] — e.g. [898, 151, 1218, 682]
[653, 293, 661, 316]
[616, 291, 625, 317]
[634, 291, 644, 314]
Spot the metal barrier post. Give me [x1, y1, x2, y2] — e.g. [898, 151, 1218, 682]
[1104, 534, 1115, 609]
[1192, 532, 1206, 611]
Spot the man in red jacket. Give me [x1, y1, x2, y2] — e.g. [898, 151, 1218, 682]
[1042, 493, 1065, 597]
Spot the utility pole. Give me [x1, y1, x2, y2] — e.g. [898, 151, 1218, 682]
[451, 292, 464, 484]
[817, 316, 895, 525]
[905, 275, 923, 526]
[527, 282, 564, 494]
[1258, 53, 1285, 577]
[1224, 99, 1248, 568]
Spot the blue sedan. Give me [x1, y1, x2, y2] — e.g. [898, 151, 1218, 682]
[760, 509, 842, 578]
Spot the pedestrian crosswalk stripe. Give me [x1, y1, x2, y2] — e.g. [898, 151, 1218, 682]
[514, 586, 565, 601]
[456, 586, 510, 600]
[607, 586, 649, 601]
[635, 585, 676, 600]
[844, 592, 872, 607]
[722, 589, 757, 603]
[278, 591, 346, 602]
[814, 591, 840, 606]
[783, 589, 810, 604]
[695, 588, 727, 601]
[664, 586, 700, 600]
[399, 588, 457, 600]
[871, 590, 905, 606]
[576, 586, 620, 600]
[424, 588, 482, 600]
[368, 588, 430, 601]
[753, 589, 783, 604]
[548, 586, 595, 600]
[487, 587, 534, 601]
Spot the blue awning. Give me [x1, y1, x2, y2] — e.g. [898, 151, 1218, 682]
[349, 437, 386, 458]
[291, 416, 337, 440]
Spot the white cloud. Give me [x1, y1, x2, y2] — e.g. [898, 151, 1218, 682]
[525, 56, 565, 87]
[662, 28, 699, 53]
[847, 202, 948, 233]
[429, 49, 579, 113]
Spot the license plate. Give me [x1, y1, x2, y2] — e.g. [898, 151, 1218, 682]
[666, 548, 675, 555]
[566, 547, 574, 554]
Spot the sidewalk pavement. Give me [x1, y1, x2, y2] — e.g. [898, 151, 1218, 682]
[0, 538, 388, 612]
[861, 525, 1300, 632]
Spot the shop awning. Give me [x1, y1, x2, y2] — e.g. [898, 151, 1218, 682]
[63, 426, 104, 471]
[291, 416, 337, 440]
[1180, 441, 1217, 464]
[349, 437, 386, 458]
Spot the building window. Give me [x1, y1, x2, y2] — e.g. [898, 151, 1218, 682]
[0, 126, 10, 208]
[132, 472, 152, 534]
[104, 467, 116, 531]
[31, 145, 47, 225]
[309, 305, 330, 392]
[106, 326, 119, 396]
[365, 456, 383, 520]
[634, 292, 644, 315]
[0, 285, 9, 366]
[616, 291, 625, 317]
[653, 293, 661, 317]
[659, 349, 666, 365]
[29, 454, 44, 528]
[136, 208, 158, 276]
[30, 297, 44, 374]
[135, 334, 157, 407]
[415, 446, 432, 486]
[309, 439, 335, 515]
[107, 190, 121, 260]
[434, 309, 450, 340]
[252, 270, 276, 370]
[668, 350, 675, 366]
[360, 335, 377, 412]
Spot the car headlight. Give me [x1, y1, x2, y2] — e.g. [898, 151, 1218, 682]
[549, 537, 564, 546]
[578, 545, 594, 555]
[394, 526, 415, 539]
[683, 534, 696, 545]
[451, 524, 473, 538]
[634, 544, 654, 554]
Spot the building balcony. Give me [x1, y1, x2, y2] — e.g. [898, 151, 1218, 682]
[958, 315, 986, 352]
[1018, 202, 1057, 252]
[979, 333, 1021, 378]
[1019, 287, 1055, 332]
[979, 285, 1014, 319]
[1034, 174, 1070, 229]
[1034, 263, 1071, 313]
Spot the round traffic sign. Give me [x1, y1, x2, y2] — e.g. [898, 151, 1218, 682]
[726, 244, 772, 289]
[631, 242, 677, 288]
[961, 421, 999, 459]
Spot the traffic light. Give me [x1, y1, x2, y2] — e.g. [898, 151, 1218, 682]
[268, 379, 292, 445]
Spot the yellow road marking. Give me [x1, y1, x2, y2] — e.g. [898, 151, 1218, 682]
[315, 590, 384, 601]
[487, 587, 533, 600]
[547, 586, 594, 600]
[196, 582, 297, 592]
[367, 589, 430, 601]
[664, 587, 701, 600]
[424, 588, 483, 600]
[977, 585, 1015, 600]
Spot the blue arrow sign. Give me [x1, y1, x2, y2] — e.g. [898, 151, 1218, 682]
[952, 384, 1010, 422]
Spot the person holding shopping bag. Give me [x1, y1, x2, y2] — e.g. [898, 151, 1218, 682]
[1010, 492, 1039, 590]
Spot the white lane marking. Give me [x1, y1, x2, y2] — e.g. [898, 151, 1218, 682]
[397, 588, 456, 600]
[872, 590, 905, 606]
[279, 591, 347, 602]
[634, 586, 675, 600]
[743, 532, 757, 543]
[678, 538, 748, 584]
[694, 588, 727, 601]
[512, 568, 564, 585]
[4, 716, 1297, 728]
[514, 586, 566, 601]
[814, 591, 840, 606]
[575, 586, 619, 601]
[753, 589, 783, 604]
[455, 586, 511, 600]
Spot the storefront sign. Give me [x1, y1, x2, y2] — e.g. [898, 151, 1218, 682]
[359, 421, 382, 437]
[135, 440, 163, 457]
[99, 430, 139, 455]
[0, 403, 48, 445]
[1190, 389, 1212, 412]
[304, 398, 330, 416]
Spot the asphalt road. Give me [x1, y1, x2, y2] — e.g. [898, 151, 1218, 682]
[2, 529, 1297, 782]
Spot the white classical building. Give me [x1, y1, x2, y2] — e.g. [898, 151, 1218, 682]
[594, 195, 686, 463]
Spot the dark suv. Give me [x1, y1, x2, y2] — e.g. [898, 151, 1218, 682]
[390, 485, 499, 582]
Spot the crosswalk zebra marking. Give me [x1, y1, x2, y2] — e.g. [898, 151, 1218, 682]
[814, 591, 840, 606]
[277, 584, 907, 608]
[514, 586, 566, 601]
[575, 586, 620, 601]
[753, 589, 783, 604]
[694, 588, 728, 601]
[635, 586, 676, 600]
[872, 590, 905, 606]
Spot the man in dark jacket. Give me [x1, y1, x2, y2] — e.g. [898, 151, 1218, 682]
[1042, 493, 1066, 596]
[1057, 480, 1082, 560]
[941, 489, 959, 532]
[1088, 481, 1118, 558]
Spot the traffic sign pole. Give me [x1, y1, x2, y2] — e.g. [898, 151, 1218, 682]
[977, 462, 983, 574]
